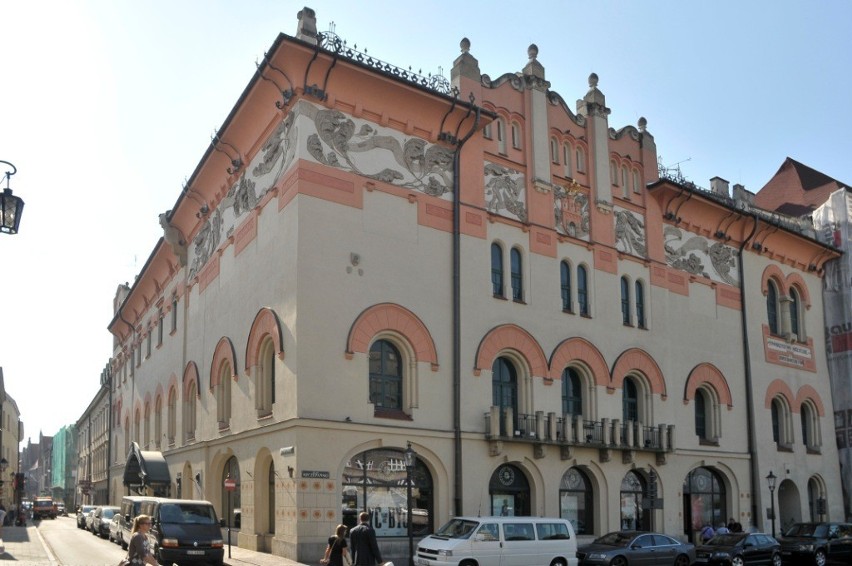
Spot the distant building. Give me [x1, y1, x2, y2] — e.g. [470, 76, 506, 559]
[756, 159, 852, 520]
[0, 368, 22, 508]
[20, 433, 52, 499]
[85, 8, 843, 562]
[76, 381, 110, 505]
[51, 425, 76, 510]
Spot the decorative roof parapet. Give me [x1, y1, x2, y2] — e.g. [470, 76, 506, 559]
[546, 91, 586, 126]
[317, 31, 452, 96]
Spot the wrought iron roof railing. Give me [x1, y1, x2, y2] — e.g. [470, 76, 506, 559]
[318, 31, 452, 96]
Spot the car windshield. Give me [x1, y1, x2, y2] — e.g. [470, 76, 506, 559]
[103, 509, 117, 519]
[158, 503, 217, 525]
[594, 532, 635, 547]
[434, 519, 479, 539]
[706, 534, 746, 546]
[784, 523, 828, 538]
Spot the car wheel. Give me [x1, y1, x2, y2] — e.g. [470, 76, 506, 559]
[550, 560, 567, 566]
[674, 554, 690, 566]
[771, 553, 782, 566]
[121, 535, 128, 550]
[731, 556, 744, 566]
[814, 549, 826, 566]
[609, 556, 628, 566]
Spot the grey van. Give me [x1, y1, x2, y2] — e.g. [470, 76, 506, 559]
[118, 495, 158, 549]
[139, 498, 225, 566]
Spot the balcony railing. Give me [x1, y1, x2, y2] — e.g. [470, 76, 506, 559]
[483, 407, 675, 452]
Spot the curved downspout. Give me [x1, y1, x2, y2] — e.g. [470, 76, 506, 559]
[452, 108, 481, 517]
[737, 214, 760, 525]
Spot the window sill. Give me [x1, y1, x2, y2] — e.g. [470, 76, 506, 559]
[623, 322, 633, 327]
[374, 408, 412, 421]
[699, 437, 720, 447]
[512, 298, 526, 305]
[257, 410, 273, 421]
[580, 313, 592, 319]
[562, 308, 574, 315]
[218, 421, 231, 432]
[806, 446, 821, 455]
[775, 442, 794, 452]
[493, 294, 507, 301]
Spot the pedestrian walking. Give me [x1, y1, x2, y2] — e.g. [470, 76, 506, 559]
[349, 511, 384, 566]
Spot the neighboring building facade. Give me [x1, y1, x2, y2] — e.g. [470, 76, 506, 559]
[20, 433, 52, 500]
[99, 8, 843, 562]
[0, 368, 22, 508]
[76, 382, 110, 506]
[756, 159, 852, 520]
[51, 425, 76, 510]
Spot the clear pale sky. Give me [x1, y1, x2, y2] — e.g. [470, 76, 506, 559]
[1, 1, 850, 443]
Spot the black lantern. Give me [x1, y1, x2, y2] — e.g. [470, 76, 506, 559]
[404, 442, 417, 566]
[0, 161, 24, 235]
[766, 470, 777, 538]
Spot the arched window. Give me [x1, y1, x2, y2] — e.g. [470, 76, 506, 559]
[576, 147, 585, 173]
[771, 398, 780, 443]
[256, 338, 276, 416]
[483, 123, 492, 139]
[623, 378, 639, 423]
[216, 362, 232, 428]
[767, 280, 780, 335]
[510, 248, 523, 302]
[134, 409, 141, 446]
[343, 447, 434, 536]
[221, 456, 241, 529]
[578, 265, 590, 316]
[610, 161, 618, 185]
[622, 166, 630, 197]
[497, 119, 506, 154]
[771, 396, 793, 448]
[369, 340, 402, 410]
[492, 357, 519, 435]
[490, 464, 530, 516]
[562, 367, 582, 415]
[560, 261, 572, 312]
[633, 170, 641, 194]
[560, 468, 592, 535]
[800, 401, 820, 450]
[143, 403, 151, 449]
[620, 471, 648, 531]
[491, 243, 504, 297]
[621, 276, 631, 325]
[185, 380, 197, 441]
[635, 280, 646, 328]
[695, 390, 707, 438]
[550, 138, 559, 163]
[267, 462, 276, 534]
[154, 396, 162, 449]
[790, 288, 801, 340]
[167, 387, 176, 445]
[511, 122, 521, 149]
[563, 143, 573, 177]
[683, 467, 726, 542]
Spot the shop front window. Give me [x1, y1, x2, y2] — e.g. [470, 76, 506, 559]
[489, 464, 530, 517]
[560, 467, 592, 535]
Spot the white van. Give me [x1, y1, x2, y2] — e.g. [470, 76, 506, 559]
[416, 516, 578, 566]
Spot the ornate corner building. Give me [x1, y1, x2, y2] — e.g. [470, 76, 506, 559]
[95, 8, 844, 562]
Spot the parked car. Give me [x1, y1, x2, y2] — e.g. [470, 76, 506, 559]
[85, 508, 97, 532]
[779, 522, 852, 566]
[55, 502, 67, 516]
[92, 505, 121, 538]
[108, 514, 122, 544]
[577, 531, 695, 566]
[694, 532, 781, 566]
[76, 505, 96, 529]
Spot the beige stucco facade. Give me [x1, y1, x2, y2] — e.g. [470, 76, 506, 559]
[98, 8, 843, 563]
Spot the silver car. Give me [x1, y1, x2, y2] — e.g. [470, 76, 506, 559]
[577, 531, 695, 566]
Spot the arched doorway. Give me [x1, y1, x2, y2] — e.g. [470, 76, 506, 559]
[489, 464, 530, 517]
[559, 467, 592, 535]
[221, 456, 241, 529]
[777, 479, 801, 534]
[682, 467, 726, 542]
[342, 447, 434, 537]
[620, 470, 649, 531]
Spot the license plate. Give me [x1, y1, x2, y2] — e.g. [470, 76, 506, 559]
[416, 559, 429, 566]
[187, 550, 205, 555]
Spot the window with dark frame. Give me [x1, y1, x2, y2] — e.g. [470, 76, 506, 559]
[369, 340, 402, 410]
[560, 261, 572, 312]
[491, 243, 504, 297]
[510, 248, 523, 302]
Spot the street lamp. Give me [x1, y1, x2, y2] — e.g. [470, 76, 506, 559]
[766, 470, 777, 538]
[0, 161, 24, 235]
[404, 442, 417, 566]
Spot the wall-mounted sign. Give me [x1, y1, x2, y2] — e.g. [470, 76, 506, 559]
[301, 470, 330, 479]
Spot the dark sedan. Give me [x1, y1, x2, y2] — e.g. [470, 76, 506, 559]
[577, 531, 695, 566]
[694, 532, 781, 566]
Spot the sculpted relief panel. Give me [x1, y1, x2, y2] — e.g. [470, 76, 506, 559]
[484, 162, 527, 222]
[664, 226, 739, 286]
[614, 207, 647, 258]
[553, 181, 589, 241]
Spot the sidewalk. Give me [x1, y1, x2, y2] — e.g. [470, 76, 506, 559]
[0, 524, 55, 565]
[223, 542, 309, 566]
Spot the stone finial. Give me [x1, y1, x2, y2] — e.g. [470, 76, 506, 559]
[638, 117, 647, 132]
[528, 44, 539, 61]
[460, 37, 471, 53]
[589, 73, 599, 89]
[296, 7, 318, 45]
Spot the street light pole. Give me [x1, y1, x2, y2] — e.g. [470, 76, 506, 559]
[766, 470, 777, 538]
[404, 442, 417, 566]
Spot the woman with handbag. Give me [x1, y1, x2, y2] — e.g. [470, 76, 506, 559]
[321, 524, 351, 566]
[120, 514, 160, 566]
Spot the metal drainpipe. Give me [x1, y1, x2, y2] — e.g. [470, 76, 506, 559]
[737, 214, 760, 525]
[106, 363, 113, 504]
[452, 108, 481, 518]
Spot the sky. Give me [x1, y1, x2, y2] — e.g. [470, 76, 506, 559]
[1, 0, 851, 443]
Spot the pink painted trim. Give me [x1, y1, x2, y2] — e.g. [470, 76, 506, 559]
[547, 337, 609, 387]
[210, 337, 238, 388]
[795, 384, 826, 417]
[347, 303, 438, 368]
[611, 348, 667, 398]
[474, 324, 548, 377]
[234, 213, 258, 257]
[684, 363, 733, 408]
[764, 379, 796, 412]
[198, 255, 220, 293]
[182, 362, 200, 400]
[245, 307, 284, 372]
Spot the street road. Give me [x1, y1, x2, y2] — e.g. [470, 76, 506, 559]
[37, 515, 126, 565]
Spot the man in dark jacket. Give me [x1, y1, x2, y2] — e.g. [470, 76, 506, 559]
[349, 511, 383, 566]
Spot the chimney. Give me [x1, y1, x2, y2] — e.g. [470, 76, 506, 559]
[296, 7, 318, 45]
[710, 176, 730, 197]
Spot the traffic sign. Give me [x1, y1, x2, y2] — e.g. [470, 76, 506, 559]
[224, 478, 236, 491]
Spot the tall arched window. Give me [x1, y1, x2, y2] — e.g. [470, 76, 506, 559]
[623, 378, 639, 423]
[490, 464, 530, 516]
[167, 387, 176, 445]
[576, 147, 585, 173]
[633, 170, 641, 194]
[492, 357, 519, 435]
[563, 143, 573, 177]
[221, 456, 241, 529]
[268, 462, 276, 534]
[185, 380, 197, 441]
[257, 338, 275, 416]
[790, 288, 801, 340]
[621, 276, 631, 325]
[560, 261, 572, 312]
[695, 390, 707, 439]
[134, 409, 141, 446]
[801, 402, 812, 447]
[562, 368, 582, 415]
[635, 281, 646, 328]
[560, 468, 592, 535]
[511, 122, 521, 149]
[578, 265, 590, 316]
[510, 247, 523, 302]
[771, 399, 781, 443]
[216, 362, 232, 427]
[767, 280, 780, 335]
[491, 243, 504, 297]
[620, 471, 648, 531]
[143, 403, 151, 449]
[154, 396, 162, 449]
[550, 138, 559, 163]
[683, 467, 726, 541]
[369, 340, 403, 410]
[497, 119, 506, 154]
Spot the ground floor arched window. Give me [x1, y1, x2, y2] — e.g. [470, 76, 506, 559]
[221, 456, 241, 528]
[620, 470, 649, 531]
[489, 464, 530, 517]
[683, 467, 726, 542]
[559, 467, 592, 535]
[342, 448, 433, 537]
